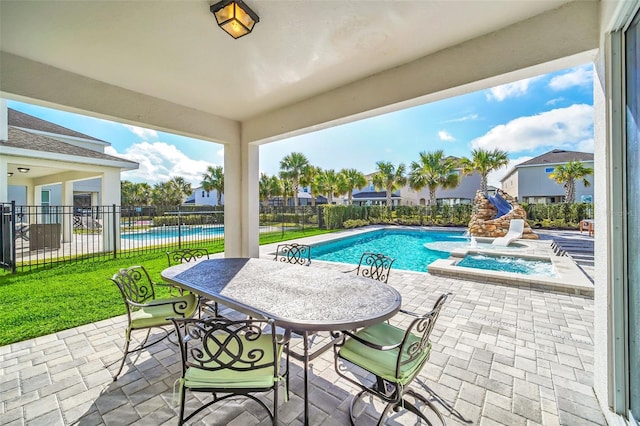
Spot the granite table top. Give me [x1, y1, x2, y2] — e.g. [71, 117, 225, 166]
[161, 257, 401, 331]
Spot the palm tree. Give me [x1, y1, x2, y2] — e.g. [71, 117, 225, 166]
[339, 168, 367, 205]
[316, 169, 344, 204]
[549, 160, 593, 203]
[121, 181, 152, 206]
[371, 161, 407, 206]
[301, 165, 320, 206]
[279, 152, 310, 207]
[408, 150, 460, 206]
[153, 177, 192, 206]
[280, 176, 294, 207]
[460, 148, 509, 194]
[259, 173, 282, 206]
[201, 165, 224, 205]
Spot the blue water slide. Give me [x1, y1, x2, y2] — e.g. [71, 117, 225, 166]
[488, 193, 513, 219]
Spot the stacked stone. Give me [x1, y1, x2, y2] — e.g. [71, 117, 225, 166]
[468, 190, 539, 239]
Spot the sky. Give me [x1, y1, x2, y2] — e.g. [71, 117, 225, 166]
[7, 63, 594, 189]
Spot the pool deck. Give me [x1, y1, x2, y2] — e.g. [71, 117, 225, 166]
[1, 226, 602, 425]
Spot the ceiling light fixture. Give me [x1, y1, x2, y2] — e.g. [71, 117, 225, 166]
[7, 172, 13, 177]
[17, 167, 30, 173]
[210, 0, 259, 39]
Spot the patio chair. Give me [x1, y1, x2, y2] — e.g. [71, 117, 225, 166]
[345, 252, 395, 283]
[274, 243, 311, 266]
[492, 218, 524, 246]
[169, 316, 289, 426]
[166, 248, 220, 317]
[334, 293, 450, 425]
[110, 265, 198, 381]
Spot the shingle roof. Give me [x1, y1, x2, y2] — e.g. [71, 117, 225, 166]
[8, 108, 106, 143]
[3, 127, 137, 165]
[353, 191, 400, 199]
[517, 149, 593, 166]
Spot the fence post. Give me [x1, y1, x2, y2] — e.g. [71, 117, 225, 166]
[178, 205, 182, 248]
[112, 204, 117, 259]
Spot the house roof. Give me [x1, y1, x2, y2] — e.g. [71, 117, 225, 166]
[500, 149, 594, 182]
[8, 108, 106, 143]
[353, 191, 401, 199]
[517, 149, 594, 166]
[3, 126, 137, 166]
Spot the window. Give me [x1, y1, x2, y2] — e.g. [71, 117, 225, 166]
[545, 167, 555, 173]
[201, 191, 205, 197]
[625, 9, 640, 423]
[207, 192, 210, 198]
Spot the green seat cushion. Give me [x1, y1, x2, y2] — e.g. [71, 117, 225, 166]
[130, 293, 198, 329]
[339, 322, 431, 385]
[183, 333, 284, 390]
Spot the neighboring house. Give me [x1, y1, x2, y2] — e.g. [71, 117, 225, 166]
[500, 149, 594, 203]
[415, 170, 482, 206]
[1, 103, 138, 209]
[352, 169, 482, 207]
[186, 186, 224, 206]
[351, 175, 418, 206]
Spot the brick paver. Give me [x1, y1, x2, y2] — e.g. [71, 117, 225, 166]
[0, 257, 604, 425]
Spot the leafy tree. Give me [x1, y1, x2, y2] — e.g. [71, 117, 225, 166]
[279, 152, 310, 207]
[301, 165, 320, 206]
[121, 181, 151, 206]
[259, 173, 281, 206]
[316, 169, 344, 204]
[280, 176, 294, 207]
[372, 161, 407, 206]
[408, 150, 460, 206]
[460, 148, 509, 194]
[201, 165, 224, 205]
[549, 160, 593, 203]
[339, 168, 367, 205]
[152, 177, 192, 206]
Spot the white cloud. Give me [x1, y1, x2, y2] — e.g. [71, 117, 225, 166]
[470, 104, 593, 153]
[487, 156, 533, 188]
[438, 130, 455, 142]
[445, 114, 478, 123]
[217, 147, 224, 157]
[486, 77, 541, 102]
[107, 142, 220, 186]
[123, 125, 158, 140]
[549, 65, 593, 91]
[546, 97, 565, 106]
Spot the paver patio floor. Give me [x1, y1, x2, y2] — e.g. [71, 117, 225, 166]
[0, 248, 603, 425]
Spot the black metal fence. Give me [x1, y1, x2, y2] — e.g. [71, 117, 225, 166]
[0, 203, 322, 273]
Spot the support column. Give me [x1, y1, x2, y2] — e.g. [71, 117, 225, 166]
[224, 140, 259, 258]
[101, 171, 121, 252]
[61, 180, 74, 243]
[0, 156, 7, 202]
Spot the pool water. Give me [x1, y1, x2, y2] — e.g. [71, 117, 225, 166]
[121, 225, 223, 240]
[312, 229, 464, 272]
[457, 253, 556, 277]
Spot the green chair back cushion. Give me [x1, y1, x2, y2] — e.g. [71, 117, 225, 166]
[131, 293, 198, 329]
[184, 333, 283, 390]
[339, 322, 431, 385]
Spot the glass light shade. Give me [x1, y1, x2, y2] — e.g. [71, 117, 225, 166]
[211, 0, 258, 39]
[17, 167, 30, 173]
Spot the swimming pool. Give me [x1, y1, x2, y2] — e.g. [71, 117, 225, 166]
[121, 225, 223, 241]
[312, 229, 465, 272]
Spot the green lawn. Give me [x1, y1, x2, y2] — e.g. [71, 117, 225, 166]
[0, 228, 335, 346]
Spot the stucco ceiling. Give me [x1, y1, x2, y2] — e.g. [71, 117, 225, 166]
[1, 0, 577, 126]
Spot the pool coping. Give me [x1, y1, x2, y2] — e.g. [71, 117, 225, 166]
[260, 225, 594, 297]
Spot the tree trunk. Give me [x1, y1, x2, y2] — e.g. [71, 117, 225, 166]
[348, 190, 353, 205]
[386, 186, 392, 206]
[429, 188, 437, 206]
[480, 174, 488, 194]
[293, 179, 299, 207]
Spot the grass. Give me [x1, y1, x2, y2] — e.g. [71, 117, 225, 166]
[0, 227, 336, 346]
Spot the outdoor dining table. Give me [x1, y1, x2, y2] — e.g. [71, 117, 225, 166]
[161, 257, 402, 425]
